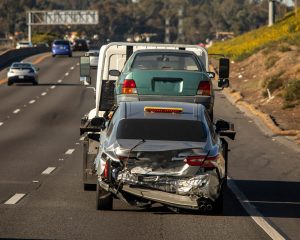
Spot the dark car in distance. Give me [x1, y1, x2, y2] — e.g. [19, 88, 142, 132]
[72, 39, 89, 51]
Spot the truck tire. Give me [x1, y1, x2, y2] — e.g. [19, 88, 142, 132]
[84, 183, 96, 191]
[212, 187, 224, 214]
[96, 181, 113, 211]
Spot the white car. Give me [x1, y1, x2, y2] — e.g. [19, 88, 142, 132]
[7, 62, 39, 86]
[85, 50, 99, 68]
[16, 41, 33, 49]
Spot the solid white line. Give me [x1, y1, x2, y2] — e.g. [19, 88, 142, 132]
[41, 92, 47, 96]
[244, 200, 300, 205]
[0, 122, 3, 126]
[41, 167, 56, 175]
[65, 72, 69, 76]
[57, 79, 62, 83]
[29, 100, 36, 104]
[228, 178, 285, 240]
[4, 193, 26, 204]
[51, 85, 56, 89]
[65, 149, 75, 155]
[13, 109, 20, 114]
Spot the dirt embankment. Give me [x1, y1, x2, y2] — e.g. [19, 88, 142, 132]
[229, 44, 300, 132]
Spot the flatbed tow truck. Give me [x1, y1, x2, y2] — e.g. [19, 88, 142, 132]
[79, 42, 230, 190]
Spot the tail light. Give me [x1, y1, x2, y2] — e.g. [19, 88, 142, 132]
[197, 81, 211, 96]
[122, 79, 137, 94]
[104, 161, 110, 179]
[184, 154, 218, 168]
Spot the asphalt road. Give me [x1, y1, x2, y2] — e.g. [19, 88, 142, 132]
[0, 53, 299, 240]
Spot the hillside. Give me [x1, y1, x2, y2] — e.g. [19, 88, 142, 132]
[210, 10, 300, 132]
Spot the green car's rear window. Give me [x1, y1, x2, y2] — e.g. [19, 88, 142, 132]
[131, 52, 201, 71]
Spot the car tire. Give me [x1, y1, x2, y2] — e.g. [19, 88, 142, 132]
[96, 181, 113, 210]
[69, 54, 72, 57]
[7, 80, 13, 86]
[32, 81, 38, 85]
[52, 54, 56, 57]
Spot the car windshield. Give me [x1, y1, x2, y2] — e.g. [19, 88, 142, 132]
[116, 119, 207, 142]
[54, 41, 69, 45]
[11, 63, 32, 69]
[131, 52, 201, 71]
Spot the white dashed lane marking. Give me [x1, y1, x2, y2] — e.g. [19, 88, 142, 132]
[29, 100, 36, 104]
[76, 63, 79, 66]
[0, 122, 3, 126]
[13, 109, 20, 114]
[4, 193, 26, 205]
[57, 80, 62, 83]
[51, 85, 56, 89]
[65, 72, 69, 76]
[41, 167, 56, 175]
[65, 149, 75, 155]
[70, 66, 75, 70]
[79, 136, 85, 141]
[41, 92, 47, 96]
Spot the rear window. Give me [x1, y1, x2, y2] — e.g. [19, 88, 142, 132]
[131, 52, 201, 71]
[54, 40, 69, 45]
[116, 119, 207, 142]
[11, 63, 32, 69]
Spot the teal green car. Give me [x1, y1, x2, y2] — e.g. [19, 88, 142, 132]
[109, 49, 215, 117]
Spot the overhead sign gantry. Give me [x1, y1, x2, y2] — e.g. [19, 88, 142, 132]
[27, 10, 99, 42]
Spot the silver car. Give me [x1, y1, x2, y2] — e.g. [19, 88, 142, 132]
[85, 50, 99, 68]
[7, 62, 39, 86]
[92, 101, 235, 213]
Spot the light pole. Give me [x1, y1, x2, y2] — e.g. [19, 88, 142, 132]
[268, 0, 276, 26]
[27, 12, 32, 42]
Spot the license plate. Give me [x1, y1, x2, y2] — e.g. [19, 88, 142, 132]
[19, 76, 24, 79]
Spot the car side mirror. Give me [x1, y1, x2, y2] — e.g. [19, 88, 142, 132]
[215, 119, 236, 140]
[207, 72, 215, 79]
[80, 56, 91, 85]
[218, 78, 229, 88]
[219, 58, 230, 79]
[109, 69, 121, 77]
[91, 117, 105, 128]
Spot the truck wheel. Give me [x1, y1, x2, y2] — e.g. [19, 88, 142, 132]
[96, 181, 113, 210]
[212, 187, 224, 214]
[84, 183, 96, 191]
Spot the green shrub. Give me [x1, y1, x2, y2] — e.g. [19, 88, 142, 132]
[264, 55, 280, 69]
[278, 44, 292, 52]
[284, 80, 300, 102]
[263, 71, 284, 93]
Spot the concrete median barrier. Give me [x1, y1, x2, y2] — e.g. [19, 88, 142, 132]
[0, 47, 50, 71]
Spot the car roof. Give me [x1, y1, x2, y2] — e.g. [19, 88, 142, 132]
[121, 101, 206, 121]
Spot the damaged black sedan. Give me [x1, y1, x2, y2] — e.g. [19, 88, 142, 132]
[92, 101, 235, 213]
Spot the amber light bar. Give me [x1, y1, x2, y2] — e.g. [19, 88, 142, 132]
[144, 107, 183, 113]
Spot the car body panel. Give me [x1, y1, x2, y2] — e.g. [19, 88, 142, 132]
[52, 40, 72, 56]
[95, 101, 227, 211]
[7, 62, 38, 84]
[114, 50, 214, 115]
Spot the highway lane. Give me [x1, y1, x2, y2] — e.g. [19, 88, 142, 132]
[0, 54, 79, 123]
[0, 55, 299, 239]
[0, 53, 94, 203]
